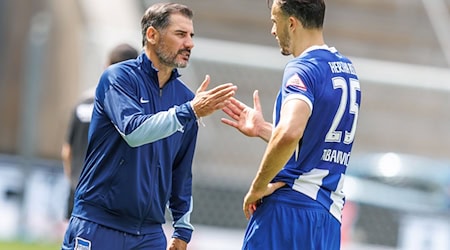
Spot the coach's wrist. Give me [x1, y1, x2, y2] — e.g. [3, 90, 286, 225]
[172, 227, 192, 243]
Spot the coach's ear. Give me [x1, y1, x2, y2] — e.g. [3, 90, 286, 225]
[146, 26, 158, 45]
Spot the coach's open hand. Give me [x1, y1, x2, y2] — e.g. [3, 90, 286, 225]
[191, 75, 237, 118]
[167, 238, 187, 250]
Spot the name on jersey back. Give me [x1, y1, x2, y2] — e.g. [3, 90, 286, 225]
[321, 149, 351, 167]
[328, 61, 356, 75]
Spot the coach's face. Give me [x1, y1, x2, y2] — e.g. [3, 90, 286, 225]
[270, 2, 291, 56]
[155, 13, 194, 68]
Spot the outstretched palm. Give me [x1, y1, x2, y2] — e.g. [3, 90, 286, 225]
[221, 90, 266, 138]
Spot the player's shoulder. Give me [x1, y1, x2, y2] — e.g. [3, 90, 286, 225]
[285, 55, 321, 76]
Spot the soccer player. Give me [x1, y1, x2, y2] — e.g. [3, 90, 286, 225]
[61, 3, 237, 250]
[221, 0, 362, 249]
[61, 43, 138, 222]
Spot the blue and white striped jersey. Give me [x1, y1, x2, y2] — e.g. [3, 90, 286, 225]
[272, 45, 362, 222]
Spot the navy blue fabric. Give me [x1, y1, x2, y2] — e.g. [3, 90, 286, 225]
[62, 217, 167, 250]
[71, 53, 197, 243]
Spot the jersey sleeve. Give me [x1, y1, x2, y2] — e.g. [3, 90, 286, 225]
[281, 61, 316, 112]
[98, 67, 197, 147]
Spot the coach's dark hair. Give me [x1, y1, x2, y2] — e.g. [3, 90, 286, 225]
[270, 0, 325, 29]
[141, 3, 193, 47]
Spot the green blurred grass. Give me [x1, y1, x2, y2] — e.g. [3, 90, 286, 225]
[0, 241, 61, 250]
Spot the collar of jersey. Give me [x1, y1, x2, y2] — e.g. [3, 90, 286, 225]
[299, 44, 337, 58]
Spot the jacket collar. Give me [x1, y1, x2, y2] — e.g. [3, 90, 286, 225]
[138, 52, 181, 82]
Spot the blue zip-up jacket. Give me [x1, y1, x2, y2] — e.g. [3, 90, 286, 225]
[72, 52, 198, 242]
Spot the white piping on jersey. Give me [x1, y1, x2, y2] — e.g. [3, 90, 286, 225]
[283, 94, 313, 113]
[299, 44, 337, 57]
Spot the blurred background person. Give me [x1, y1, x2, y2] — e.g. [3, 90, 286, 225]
[61, 43, 139, 223]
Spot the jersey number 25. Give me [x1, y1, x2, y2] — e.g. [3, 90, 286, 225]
[325, 77, 361, 145]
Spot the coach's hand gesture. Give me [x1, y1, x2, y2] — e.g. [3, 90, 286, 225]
[190, 75, 237, 118]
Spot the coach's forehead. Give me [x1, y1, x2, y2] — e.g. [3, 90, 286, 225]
[165, 13, 194, 33]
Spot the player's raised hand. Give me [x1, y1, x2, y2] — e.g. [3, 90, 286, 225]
[190, 75, 237, 117]
[221, 90, 272, 141]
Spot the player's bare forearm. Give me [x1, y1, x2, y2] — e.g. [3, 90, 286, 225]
[243, 98, 310, 219]
[250, 129, 298, 193]
[243, 122, 300, 219]
[256, 121, 273, 142]
[250, 99, 310, 193]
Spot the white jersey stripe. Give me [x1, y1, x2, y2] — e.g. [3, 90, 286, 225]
[292, 168, 329, 201]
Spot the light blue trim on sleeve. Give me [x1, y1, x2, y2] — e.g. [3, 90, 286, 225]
[118, 107, 184, 147]
[172, 197, 194, 231]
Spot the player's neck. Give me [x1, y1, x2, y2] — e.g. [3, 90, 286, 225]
[292, 29, 324, 57]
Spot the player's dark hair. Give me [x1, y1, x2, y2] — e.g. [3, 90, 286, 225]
[269, 0, 325, 29]
[141, 3, 193, 47]
[108, 43, 138, 65]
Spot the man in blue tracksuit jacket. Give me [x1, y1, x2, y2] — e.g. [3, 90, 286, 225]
[62, 3, 237, 250]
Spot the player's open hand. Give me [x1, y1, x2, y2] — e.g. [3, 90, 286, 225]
[190, 75, 237, 117]
[221, 90, 267, 138]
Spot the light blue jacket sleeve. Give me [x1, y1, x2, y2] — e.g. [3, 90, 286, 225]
[101, 71, 197, 147]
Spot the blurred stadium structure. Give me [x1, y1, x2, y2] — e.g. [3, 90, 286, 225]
[0, 0, 449, 249]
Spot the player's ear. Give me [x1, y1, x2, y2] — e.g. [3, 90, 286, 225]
[289, 16, 297, 31]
